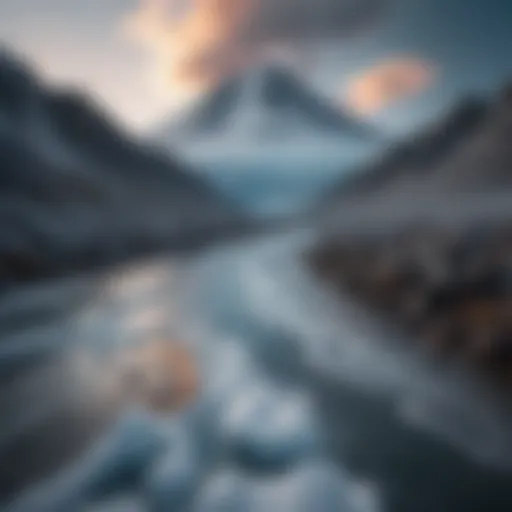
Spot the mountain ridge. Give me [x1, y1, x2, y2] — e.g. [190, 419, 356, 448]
[0, 49, 248, 286]
[307, 80, 512, 391]
[155, 64, 378, 144]
[321, 95, 492, 205]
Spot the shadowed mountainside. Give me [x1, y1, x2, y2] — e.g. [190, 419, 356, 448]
[308, 82, 512, 386]
[0, 50, 249, 286]
[320, 84, 512, 209]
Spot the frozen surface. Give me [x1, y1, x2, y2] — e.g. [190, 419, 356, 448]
[2, 230, 512, 511]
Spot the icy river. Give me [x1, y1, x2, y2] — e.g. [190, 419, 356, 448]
[2, 229, 512, 512]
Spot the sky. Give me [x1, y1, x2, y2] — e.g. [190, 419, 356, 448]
[0, 0, 510, 133]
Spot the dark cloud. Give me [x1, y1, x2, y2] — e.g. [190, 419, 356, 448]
[252, 0, 391, 42]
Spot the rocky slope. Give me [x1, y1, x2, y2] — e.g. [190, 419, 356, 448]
[308, 83, 512, 385]
[320, 84, 512, 210]
[0, 50, 248, 285]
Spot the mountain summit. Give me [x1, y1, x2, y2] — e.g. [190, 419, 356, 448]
[155, 65, 377, 144]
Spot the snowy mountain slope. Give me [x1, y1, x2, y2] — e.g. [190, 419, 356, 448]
[155, 65, 378, 144]
[0, 50, 247, 285]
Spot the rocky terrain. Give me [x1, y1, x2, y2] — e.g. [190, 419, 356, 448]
[308, 82, 512, 387]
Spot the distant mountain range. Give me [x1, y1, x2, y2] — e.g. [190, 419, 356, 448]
[155, 65, 378, 144]
[0, 50, 247, 285]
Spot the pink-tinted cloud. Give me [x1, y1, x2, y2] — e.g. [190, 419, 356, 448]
[345, 57, 437, 115]
[122, 0, 255, 100]
[122, 0, 391, 99]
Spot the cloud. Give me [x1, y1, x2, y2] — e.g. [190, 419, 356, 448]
[252, 0, 390, 41]
[344, 57, 437, 115]
[122, 0, 391, 99]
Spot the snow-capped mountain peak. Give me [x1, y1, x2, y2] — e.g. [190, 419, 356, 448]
[155, 64, 378, 144]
